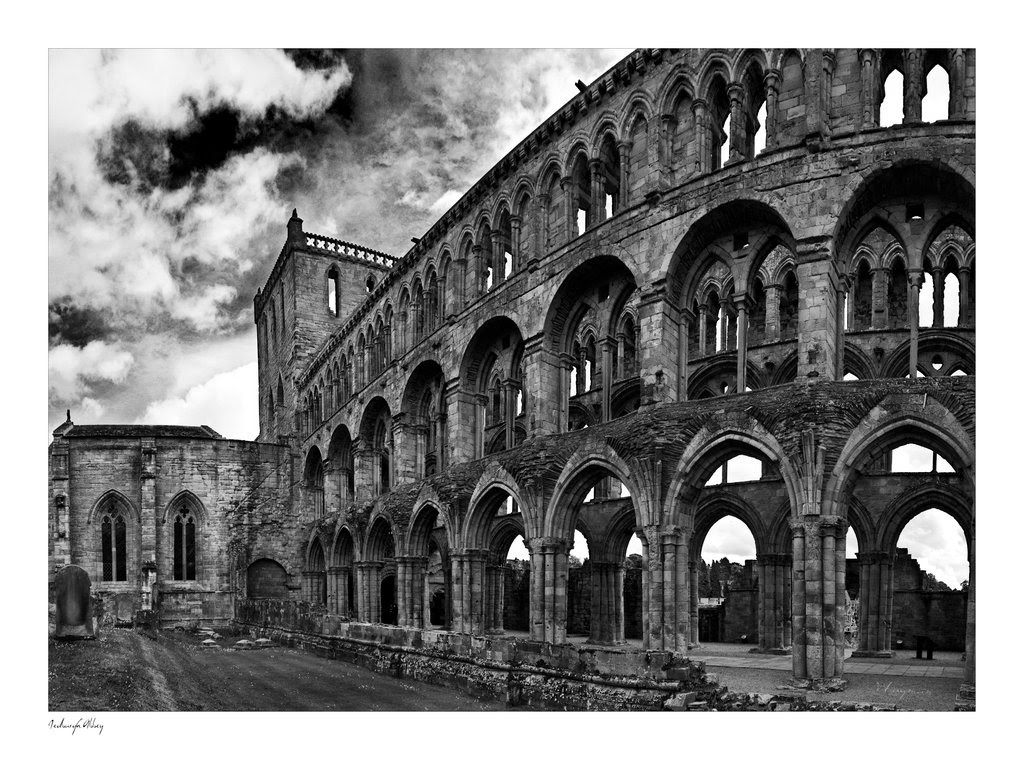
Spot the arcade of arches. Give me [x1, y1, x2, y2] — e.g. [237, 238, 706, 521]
[263, 48, 975, 690]
[49, 48, 974, 701]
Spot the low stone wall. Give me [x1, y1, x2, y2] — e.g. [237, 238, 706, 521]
[234, 599, 903, 711]
[236, 598, 713, 710]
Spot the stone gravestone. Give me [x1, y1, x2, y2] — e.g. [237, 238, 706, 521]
[54, 565, 96, 639]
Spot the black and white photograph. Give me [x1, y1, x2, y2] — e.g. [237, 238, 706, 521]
[27, 3, 1010, 753]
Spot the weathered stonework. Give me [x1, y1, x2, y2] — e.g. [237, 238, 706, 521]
[49, 48, 975, 706]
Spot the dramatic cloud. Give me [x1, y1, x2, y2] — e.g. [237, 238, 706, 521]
[137, 362, 259, 440]
[48, 340, 135, 403]
[48, 49, 625, 440]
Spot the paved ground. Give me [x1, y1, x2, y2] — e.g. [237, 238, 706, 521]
[50, 628, 513, 711]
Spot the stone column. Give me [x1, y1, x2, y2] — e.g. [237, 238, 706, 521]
[834, 277, 849, 377]
[930, 266, 944, 328]
[140, 440, 157, 606]
[643, 530, 689, 651]
[903, 49, 924, 123]
[871, 267, 888, 329]
[950, 49, 967, 119]
[782, 555, 793, 648]
[588, 560, 613, 644]
[469, 244, 484, 298]
[485, 562, 506, 634]
[697, 304, 709, 356]
[790, 515, 847, 683]
[450, 552, 465, 632]
[763, 70, 780, 149]
[509, 216, 522, 275]
[617, 140, 632, 208]
[657, 114, 677, 189]
[795, 240, 841, 381]
[958, 267, 971, 328]
[691, 99, 709, 174]
[327, 566, 342, 614]
[727, 82, 746, 163]
[561, 176, 576, 239]
[463, 548, 488, 635]
[489, 230, 503, 286]
[522, 337, 561, 436]
[733, 294, 748, 392]
[765, 284, 781, 341]
[909, 270, 923, 376]
[880, 554, 894, 652]
[533, 193, 549, 262]
[599, 337, 614, 421]
[526, 537, 570, 644]
[590, 158, 606, 225]
[637, 290, 681, 404]
[689, 560, 699, 647]
[678, 309, 693, 401]
[858, 49, 879, 128]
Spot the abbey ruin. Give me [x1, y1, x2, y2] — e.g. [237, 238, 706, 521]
[48, 48, 976, 708]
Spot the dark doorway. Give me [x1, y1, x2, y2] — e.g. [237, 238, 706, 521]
[381, 575, 398, 624]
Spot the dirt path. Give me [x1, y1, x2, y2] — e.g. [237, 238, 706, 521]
[51, 629, 511, 711]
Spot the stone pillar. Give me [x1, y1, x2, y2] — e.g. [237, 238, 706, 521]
[727, 82, 745, 163]
[858, 49, 879, 128]
[485, 562, 506, 634]
[527, 537, 569, 644]
[764, 70, 780, 149]
[909, 270, 923, 376]
[697, 304, 709, 356]
[950, 49, 967, 119]
[356, 561, 383, 623]
[678, 309, 693, 401]
[790, 515, 847, 683]
[734, 294, 748, 392]
[765, 284, 781, 341]
[691, 99, 709, 174]
[617, 140, 632, 208]
[561, 176, 576, 239]
[871, 267, 888, 329]
[834, 277, 849, 377]
[469, 244, 484, 298]
[657, 114, 677, 189]
[590, 158, 606, 225]
[599, 337, 614, 421]
[796, 239, 841, 381]
[637, 290, 681, 404]
[587, 559, 625, 645]
[643, 530, 689, 651]
[522, 337, 561, 436]
[533, 193, 549, 262]
[489, 230, 503, 286]
[688, 560, 699, 647]
[880, 554, 894, 652]
[930, 266, 944, 328]
[460, 548, 487, 635]
[450, 552, 465, 632]
[509, 216, 522, 275]
[903, 49, 924, 123]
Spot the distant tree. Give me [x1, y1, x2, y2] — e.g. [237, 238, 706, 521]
[698, 559, 712, 597]
[568, 555, 582, 569]
[921, 571, 952, 592]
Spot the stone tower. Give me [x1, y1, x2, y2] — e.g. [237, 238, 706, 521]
[255, 210, 397, 443]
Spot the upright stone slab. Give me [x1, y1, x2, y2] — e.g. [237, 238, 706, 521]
[54, 565, 96, 639]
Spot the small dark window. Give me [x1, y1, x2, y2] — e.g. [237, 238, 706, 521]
[733, 232, 749, 251]
[366, 276, 376, 293]
[101, 509, 127, 582]
[906, 204, 924, 222]
[173, 507, 197, 581]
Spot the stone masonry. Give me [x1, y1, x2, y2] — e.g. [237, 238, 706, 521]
[49, 48, 975, 698]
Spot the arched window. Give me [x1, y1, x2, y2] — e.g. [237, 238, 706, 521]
[853, 259, 873, 330]
[888, 257, 908, 328]
[101, 506, 128, 582]
[880, 66, 904, 128]
[327, 267, 341, 316]
[571, 153, 591, 235]
[707, 77, 731, 170]
[922, 63, 951, 123]
[597, 134, 621, 219]
[779, 270, 799, 340]
[172, 505, 197, 581]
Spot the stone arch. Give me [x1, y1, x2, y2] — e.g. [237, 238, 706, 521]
[665, 418, 800, 526]
[545, 442, 646, 538]
[87, 489, 139, 525]
[695, 52, 735, 97]
[654, 62, 697, 116]
[464, 463, 536, 549]
[589, 112, 620, 152]
[876, 483, 973, 557]
[824, 397, 975, 515]
[666, 198, 797, 305]
[691, 491, 767, 558]
[619, 89, 655, 136]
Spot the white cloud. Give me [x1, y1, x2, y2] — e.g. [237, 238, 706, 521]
[48, 340, 135, 402]
[136, 362, 258, 441]
[702, 516, 757, 563]
[897, 510, 969, 587]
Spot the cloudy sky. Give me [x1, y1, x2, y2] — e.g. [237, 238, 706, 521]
[48, 48, 967, 588]
[48, 48, 628, 439]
